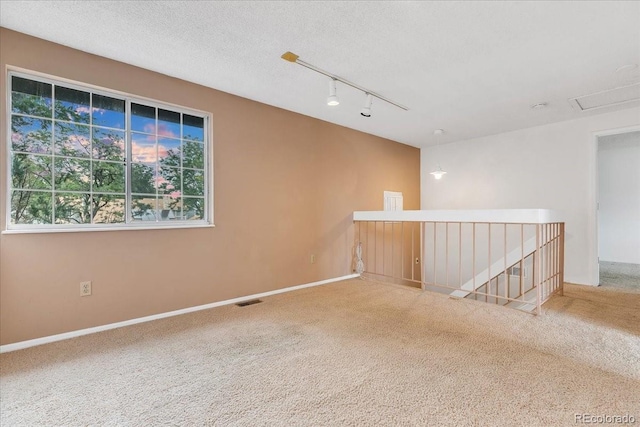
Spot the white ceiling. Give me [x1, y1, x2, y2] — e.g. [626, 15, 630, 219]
[1, 1, 639, 147]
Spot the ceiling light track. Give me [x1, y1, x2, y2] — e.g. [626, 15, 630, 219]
[281, 51, 408, 112]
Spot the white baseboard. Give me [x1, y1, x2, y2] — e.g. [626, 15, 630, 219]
[0, 273, 359, 354]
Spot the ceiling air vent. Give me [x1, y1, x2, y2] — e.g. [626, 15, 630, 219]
[569, 83, 640, 112]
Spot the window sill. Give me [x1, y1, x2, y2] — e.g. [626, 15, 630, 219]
[2, 223, 215, 235]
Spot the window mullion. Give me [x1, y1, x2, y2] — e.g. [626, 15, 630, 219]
[180, 113, 184, 220]
[89, 91, 94, 224]
[51, 83, 56, 225]
[155, 106, 159, 222]
[205, 116, 210, 223]
[125, 98, 132, 224]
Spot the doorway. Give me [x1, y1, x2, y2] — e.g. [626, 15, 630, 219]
[597, 130, 640, 290]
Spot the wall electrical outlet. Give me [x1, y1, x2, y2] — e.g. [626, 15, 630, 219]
[310, 254, 316, 264]
[80, 281, 92, 297]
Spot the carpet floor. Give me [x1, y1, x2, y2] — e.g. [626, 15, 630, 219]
[1, 279, 639, 426]
[600, 261, 640, 291]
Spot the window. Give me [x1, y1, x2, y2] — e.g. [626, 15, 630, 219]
[7, 71, 211, 231]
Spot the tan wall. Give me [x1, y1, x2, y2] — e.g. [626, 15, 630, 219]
[0, 28, 420, 345]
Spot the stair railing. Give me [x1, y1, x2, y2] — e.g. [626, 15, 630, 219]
[353, 210, 564, 315]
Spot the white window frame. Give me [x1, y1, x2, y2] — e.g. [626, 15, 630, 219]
[4, 67, 214, 233]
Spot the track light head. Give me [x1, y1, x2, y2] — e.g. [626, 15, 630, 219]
[361, 93, 373, 117]
[327, 79, 340, 106]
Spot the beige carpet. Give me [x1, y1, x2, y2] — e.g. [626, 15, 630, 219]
[1, 279, 639, 426]
[600, 261, 640, 291]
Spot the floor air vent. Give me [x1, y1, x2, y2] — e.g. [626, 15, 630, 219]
[236, 299, 263, 307]
[569, 83, 640, 111]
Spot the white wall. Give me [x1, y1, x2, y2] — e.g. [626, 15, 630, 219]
[598, 131, 640, 264]
[421, 107, 640, 285]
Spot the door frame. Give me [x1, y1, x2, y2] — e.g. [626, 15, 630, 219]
[590, 125, 640, 285]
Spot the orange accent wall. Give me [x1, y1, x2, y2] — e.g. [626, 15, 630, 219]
[0, 28, 419, 345]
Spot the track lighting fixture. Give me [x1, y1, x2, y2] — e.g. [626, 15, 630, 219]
[327, 79, 340, 106]
[361, 94, 373, 117]
[430, 129, 447, 180]
[281, 51, 408, 116]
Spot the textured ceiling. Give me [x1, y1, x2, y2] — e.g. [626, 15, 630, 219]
[1, 1, 639, 147]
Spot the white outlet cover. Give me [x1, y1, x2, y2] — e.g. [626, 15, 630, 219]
[80, 281, 92, 296]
